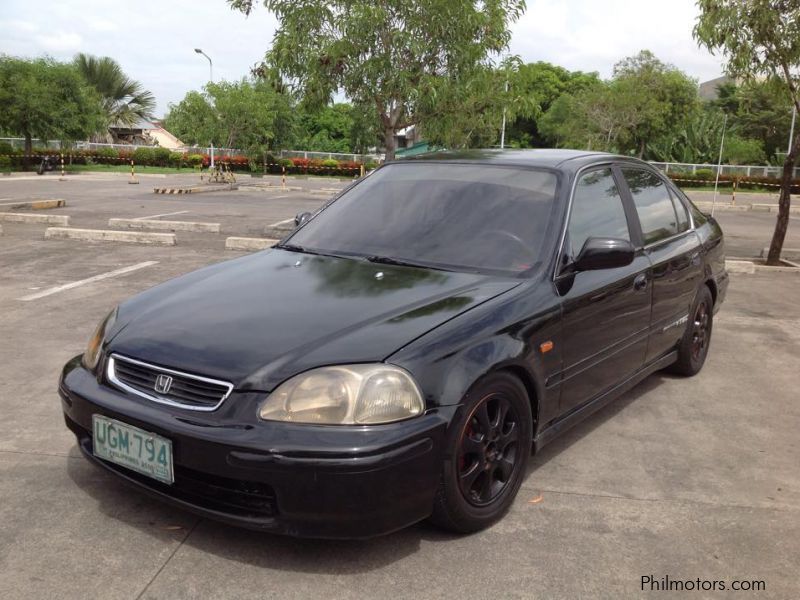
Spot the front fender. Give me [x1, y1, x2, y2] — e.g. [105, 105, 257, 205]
[389, 281, 562, 436]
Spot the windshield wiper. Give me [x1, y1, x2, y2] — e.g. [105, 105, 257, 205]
[276, 243, 350, 259]
[364, 255, 453, 271]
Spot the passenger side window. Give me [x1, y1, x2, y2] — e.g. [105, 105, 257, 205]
[669, 188, 690, 232]
[621, 169, 679, 244]
[567, 168, 630, 259]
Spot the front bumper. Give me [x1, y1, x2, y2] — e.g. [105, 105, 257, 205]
[60, 356, 454, 539]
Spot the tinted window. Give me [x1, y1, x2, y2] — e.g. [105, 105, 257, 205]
[288, 163, 558, 274]
[669, 188, 690, 232]
[672, 184, 707, 225]
[622, 169, 679, 244]
[567, 168, 630, 258]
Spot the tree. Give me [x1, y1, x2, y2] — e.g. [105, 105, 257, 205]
[229, 0, 525, 159]
[735, 79, 793, 161]
[504, 62, 600, 148]
[695, 0, 800, 265]
[74, 54, 155, 139]
[610, 50, 698, 158]
[0, 56, 104, 163]
[295, 103, 380, 153]
[538, 51, 697, 158]
[164, 79, 295, 154]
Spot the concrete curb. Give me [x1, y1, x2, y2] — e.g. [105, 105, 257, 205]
[760, 247, 800, 261]
[153, 184, 238, 194]
[0, 212, 70, 225]
[45, 227, 176, 246]
[726, 259, 800, 274]
[0, 199, 66, 210]
[749, 203, 800, 214]
[109, 218, 220, 233]
[225, 237, 278, 251]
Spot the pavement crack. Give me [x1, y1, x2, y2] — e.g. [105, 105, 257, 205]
[527, 486, 800, 513]
[135, 519, 201, 600]
[0, 448, 84, 460]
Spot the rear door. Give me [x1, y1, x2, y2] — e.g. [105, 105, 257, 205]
[556, 166, 652, 416]
[618, 167, 704, 363]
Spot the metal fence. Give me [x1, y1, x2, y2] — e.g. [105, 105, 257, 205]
[650, 161, 800, 179]
[280, 149, 382, 163]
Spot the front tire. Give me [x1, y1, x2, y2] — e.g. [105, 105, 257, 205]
[429, 372, 532, 534]
[668, 285, 714, 376]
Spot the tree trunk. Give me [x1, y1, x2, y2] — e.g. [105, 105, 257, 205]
[23, 133, 32, 171]
[384, 124, 396, 162]
[765, 133, 799, 265]
[637, 138, 646, 159]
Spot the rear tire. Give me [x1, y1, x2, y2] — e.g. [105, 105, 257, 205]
[429, 372, 532, 534]
[668, 285, 713, 376]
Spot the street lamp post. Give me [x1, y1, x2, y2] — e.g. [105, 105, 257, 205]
[194, 48, 214, 168]
[194, 48, 213, 83]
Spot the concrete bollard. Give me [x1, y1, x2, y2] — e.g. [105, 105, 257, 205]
[128, 159, 139, 185]
[281, 165, 286, 190]
[59, 153, 66, 181]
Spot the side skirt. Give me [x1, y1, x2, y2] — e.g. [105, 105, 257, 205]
[533, 350, 677, 451]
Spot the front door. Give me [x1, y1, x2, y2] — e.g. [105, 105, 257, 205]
[556, 167, 652, 416]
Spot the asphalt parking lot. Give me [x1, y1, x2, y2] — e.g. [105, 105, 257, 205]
[1, 173, 798, 598]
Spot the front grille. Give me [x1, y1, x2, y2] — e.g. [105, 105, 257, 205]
[108, 354, 233, 411]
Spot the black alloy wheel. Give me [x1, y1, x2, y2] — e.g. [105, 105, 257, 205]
[669, 284, 714, 376]
[430, 372, 532, 533]
[458, 394, 520, 507]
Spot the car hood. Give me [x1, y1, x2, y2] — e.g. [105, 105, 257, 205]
[108, 249, 520, 391]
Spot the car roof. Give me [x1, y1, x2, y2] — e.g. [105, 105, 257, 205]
[397, 148, 636, 171]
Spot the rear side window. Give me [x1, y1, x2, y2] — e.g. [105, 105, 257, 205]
[567, 168, 630, 258]
[621, 169, 679, 244]
[669, 189, 690, 232]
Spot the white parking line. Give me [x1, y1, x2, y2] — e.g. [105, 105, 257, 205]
[18, 261, 159, 301]
[134, 210, 189, 220]
[268, 217, 295, 227]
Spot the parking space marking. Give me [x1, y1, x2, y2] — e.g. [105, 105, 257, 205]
[18, 261, 159, 301]
[134, 210, 189, 220]
[268, 217, 295, 227]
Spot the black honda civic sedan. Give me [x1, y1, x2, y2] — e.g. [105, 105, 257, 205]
[59, 149, 728, 538]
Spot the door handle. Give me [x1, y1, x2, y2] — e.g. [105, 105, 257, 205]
[633, 274, 648, 291]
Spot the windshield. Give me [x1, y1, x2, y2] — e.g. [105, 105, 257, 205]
[286, 163, 559, 275]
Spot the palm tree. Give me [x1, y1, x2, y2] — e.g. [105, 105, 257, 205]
[74, 53, 156, 138]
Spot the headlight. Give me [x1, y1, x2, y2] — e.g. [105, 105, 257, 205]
[259, 364, 424, 425]
[82, 308, 117, 371]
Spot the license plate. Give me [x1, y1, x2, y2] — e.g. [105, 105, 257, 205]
[92, 415, 174, 484]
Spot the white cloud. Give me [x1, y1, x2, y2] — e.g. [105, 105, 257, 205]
[3, 0, 726, 115]
[34, 31, 84, 52]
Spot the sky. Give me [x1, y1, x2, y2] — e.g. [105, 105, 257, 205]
[1, 0, 726, 117]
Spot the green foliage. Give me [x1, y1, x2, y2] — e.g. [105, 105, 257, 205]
[164, 79, 294, 153]
[647, 107, 726, 163]
[0, 155, 11, 171]
[151, 147, 171, 166]
[73, 53, 155, 131]
[0, 56, 105, 153]
[693, 168, 716, 180]
[295, 103, 380, 153]
[132, 147, 154, 165]
[322, 158, 339, 167]
[94, 147, 118, 159]
[539, 50, 698, 158]
[723, 135, 766, 165]
[694, 0, 800, 263]
[733, 79, 793, 160]
[278, 158, 293, 168]
[504, 61, 601, 148]
[0, 142, 14, 155]
[187, 153, 204, 167]
[168, 152, 184, 167]
[231, 0, 525, 159]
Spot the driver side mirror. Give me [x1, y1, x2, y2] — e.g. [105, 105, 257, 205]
[574, 237, 634, 271]
[294, 212, 312, 227]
